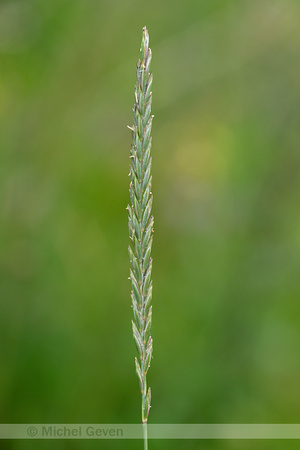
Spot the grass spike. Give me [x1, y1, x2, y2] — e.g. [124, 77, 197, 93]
[128, 26, 153, 450]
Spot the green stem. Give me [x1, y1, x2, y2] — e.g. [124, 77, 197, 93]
[143, 421, 148, 450]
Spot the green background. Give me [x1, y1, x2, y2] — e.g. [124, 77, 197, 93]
[1, 0, 300, 449]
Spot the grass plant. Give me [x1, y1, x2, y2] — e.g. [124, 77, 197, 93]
[127, 26, 154, 450]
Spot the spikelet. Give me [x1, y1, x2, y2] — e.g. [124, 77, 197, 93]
[128, 27, 153, 427]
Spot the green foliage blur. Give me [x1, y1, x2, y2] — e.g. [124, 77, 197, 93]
[1, 0, 300, 449]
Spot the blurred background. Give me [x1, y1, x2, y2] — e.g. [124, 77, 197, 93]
[1, 0, 300, 449]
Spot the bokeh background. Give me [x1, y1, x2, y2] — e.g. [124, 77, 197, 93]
[1, 0, 300, 449]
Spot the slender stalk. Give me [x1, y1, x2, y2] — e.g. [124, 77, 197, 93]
[127, 27, 153, 450]
[143, 422, 148, 450]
